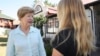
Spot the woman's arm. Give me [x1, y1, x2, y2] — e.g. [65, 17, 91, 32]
[38, 30, 46, 56]
[6, 31, 15, 56]
[52, 48, 63, 56]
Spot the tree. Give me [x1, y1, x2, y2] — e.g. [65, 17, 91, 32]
[44, 0, 55, 7]
[33, 15, 47, 36]
[34, 0, 40, 3]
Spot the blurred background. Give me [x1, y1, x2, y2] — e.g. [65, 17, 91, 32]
[0, 0, 100, 56]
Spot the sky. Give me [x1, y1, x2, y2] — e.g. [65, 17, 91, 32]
[0, 0, 60, 20]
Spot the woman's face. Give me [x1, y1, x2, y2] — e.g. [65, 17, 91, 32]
[20, 13, 33, 27]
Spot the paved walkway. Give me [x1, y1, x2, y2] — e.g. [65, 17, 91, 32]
[0, 46, 6, 56]
[0, 37, 7, 56]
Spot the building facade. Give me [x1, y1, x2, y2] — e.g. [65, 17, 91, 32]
[34, 0, 100, 45]
[33, 0, 58, 35]
[0, 10, 14, 36]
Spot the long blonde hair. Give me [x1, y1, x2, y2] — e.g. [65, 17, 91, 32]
[57, 0, 96, 55]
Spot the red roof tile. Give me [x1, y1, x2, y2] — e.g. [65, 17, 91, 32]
[48, 8, 57, 14]
[82, 0, 98, 4]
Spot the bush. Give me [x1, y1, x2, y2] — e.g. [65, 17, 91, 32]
[33, 15, 47, 36]
[43, 38, 52, 56]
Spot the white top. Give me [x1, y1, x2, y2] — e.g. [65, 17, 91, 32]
[6, 26, 46, 56]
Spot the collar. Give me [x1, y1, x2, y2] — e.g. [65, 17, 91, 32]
[29, 26, 35, 33]
[15, 25, 35, 35]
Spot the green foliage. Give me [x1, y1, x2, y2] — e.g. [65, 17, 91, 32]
[4, 30, 9, 36]
[45, 44, 52, 56]
[44, 0, 55, 7]
[43, 38, 52, 56]
[34, 15, 46, 27]
[34, 0, 37, 3]
[33, 15, 47, 36]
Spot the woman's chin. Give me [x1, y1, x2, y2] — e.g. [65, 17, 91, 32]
[28, 24, 32, 26]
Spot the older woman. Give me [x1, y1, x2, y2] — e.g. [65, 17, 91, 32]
[6, 6, 46, 56]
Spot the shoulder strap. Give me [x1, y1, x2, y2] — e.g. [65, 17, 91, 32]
[55, 30, 72, 48]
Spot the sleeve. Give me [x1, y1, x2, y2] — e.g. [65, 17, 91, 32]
[38, 30, 46, 56]
[51, 29, 70, 54]
[6, 31, 15, 56]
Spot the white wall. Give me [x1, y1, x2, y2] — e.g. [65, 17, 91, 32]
[0, 27, 11, 36]
[85, 9, 92, 23]
[33, 1, 47, 17]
